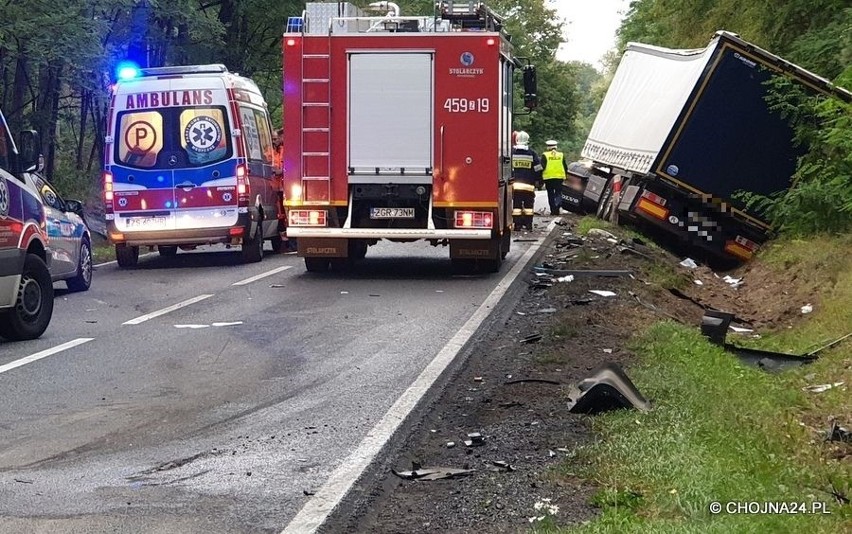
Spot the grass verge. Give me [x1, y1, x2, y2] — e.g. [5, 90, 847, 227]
[549, 235, 852, 533]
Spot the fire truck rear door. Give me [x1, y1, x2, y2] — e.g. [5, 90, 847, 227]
[348, 53, 433, 184]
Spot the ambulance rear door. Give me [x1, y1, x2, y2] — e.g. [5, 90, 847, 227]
[111, 77, 240, 233]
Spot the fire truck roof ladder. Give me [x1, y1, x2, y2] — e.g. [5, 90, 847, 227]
[438, 1, 503, 32]
[301, 34, 332, 204]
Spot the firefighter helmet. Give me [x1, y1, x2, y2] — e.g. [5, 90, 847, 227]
[515, 131, 530, 146]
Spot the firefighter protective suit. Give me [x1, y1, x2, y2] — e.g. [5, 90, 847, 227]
[510, 139, 543, 231]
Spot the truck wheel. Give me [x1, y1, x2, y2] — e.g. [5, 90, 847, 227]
[115, 244, 139, 268]
[66, 238, 93, 292]
[241, 227, 264, 264]
[304, 257, 330, 272]
[0, 254, 54, 341]
[158, 245, 178, 257]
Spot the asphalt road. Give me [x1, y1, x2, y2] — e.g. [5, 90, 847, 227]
[0, 215, 549, 534]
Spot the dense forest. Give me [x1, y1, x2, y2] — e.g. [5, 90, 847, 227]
[0, 0, 848, 232]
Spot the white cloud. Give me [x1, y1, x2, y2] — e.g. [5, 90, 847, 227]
[551, 0, 630, 69]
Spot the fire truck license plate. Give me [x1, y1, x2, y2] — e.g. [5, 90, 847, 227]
[126, 216, 166, 228]
[370, 207, 414, 219]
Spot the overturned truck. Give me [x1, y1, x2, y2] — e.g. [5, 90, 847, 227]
[563, 31, 851, 262]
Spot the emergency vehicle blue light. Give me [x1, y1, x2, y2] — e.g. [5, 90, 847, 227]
[116, 61, 141, 81]
[165, 201, 173, 209]
[157, 175, 165, 183]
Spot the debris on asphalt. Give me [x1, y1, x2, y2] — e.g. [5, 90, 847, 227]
[393, 466, 476, 481]
[566, 363, 651, 414]
[534, 267, 632, 278]
[446, 441, 456, 448]
[303, 489, 316, 496]
[722, 275, 743, 289]
[537, 307, 557, 314]
[269, 284, 286, 288]
[473, 376, 483, 382]
[588, 290, 616, 297]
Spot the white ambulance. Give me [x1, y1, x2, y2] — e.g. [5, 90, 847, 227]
[103, 64, 284, 267]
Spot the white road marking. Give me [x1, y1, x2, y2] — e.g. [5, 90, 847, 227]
[232, 266, 292, 286]
[0, 338, 94, 375]
[282, 220, 557, 534]
[122, 294, 214, 325]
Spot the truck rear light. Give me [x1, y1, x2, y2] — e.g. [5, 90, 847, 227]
[455, 211, 493, 229]
[640, 190, 667, 206]
[236, 164, 250, 206]
[725, 235, 759, 260]
[289, 209, 327, 226]
[109, 231, 124, 242]
[636, 197, 669, 221]
[290, 183, 303, 204]
[102, 171, 114, 213]
[229, 227, 244, 236]
[286, 38, 297, 47]
[636, 191, 669, 221]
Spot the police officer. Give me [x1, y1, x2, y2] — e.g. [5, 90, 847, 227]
[541, 139, 568, 215]
[510, 131, 542, 231]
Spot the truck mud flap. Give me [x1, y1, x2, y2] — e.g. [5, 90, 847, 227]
[566, 363, 651, 414]
[618, 184, 641, 214]
[298, 238, 349, 258]
[450, 239, 499, 261]
[583, 174, 609, 205]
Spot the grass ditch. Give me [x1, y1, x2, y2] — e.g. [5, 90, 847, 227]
[547, 235, 852, 533]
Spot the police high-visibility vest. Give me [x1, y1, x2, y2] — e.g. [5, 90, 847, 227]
[542, 150, 565, 180]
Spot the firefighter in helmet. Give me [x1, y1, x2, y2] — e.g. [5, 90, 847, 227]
[510, 131, 543, 231]
[541, 139, 569, 216]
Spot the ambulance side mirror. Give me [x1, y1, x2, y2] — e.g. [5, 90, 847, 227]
[523, 65, 537, 110]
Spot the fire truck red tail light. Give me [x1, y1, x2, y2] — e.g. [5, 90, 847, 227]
[455, 211, 494, 229]
[229, 227, 244, 236]
[486, 38, 496, 46]
[289, 209, 327, 226]
[286, 38, 297, 47]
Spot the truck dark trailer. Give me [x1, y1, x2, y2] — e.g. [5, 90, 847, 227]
[576, 31, 851, 262]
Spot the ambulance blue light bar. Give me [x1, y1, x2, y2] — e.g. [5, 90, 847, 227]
[116, 61, 142, 81]
[140, 64, 229, 77]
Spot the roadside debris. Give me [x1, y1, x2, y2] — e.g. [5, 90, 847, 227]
[701, 311, 823, 371]
[490, 460, 515, 472]
[566, 363, 650, 414]
[463, 432, 485, 447]
[303, 489, 316, 496]
[587, 228, 618, 240]
[505, 378, 562, 386]
[825, 422, 851, 443]
[679, 258, 698, 269]
[520, 333, 543, 344]
[801, 304, 813, 314]
[588, 290, 616, 298]
[393, 465, 475, 481]
[802, 382, 844, 393]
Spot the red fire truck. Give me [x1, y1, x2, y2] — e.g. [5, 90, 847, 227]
[281, 1, 536, 272]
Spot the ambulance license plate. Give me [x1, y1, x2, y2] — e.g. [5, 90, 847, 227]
[370, 207, 414, 219]
[126, 216, 166, 228]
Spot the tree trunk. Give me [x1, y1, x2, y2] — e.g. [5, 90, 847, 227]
[10, 44, 28, 127]
[76, 89, 90, 170]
